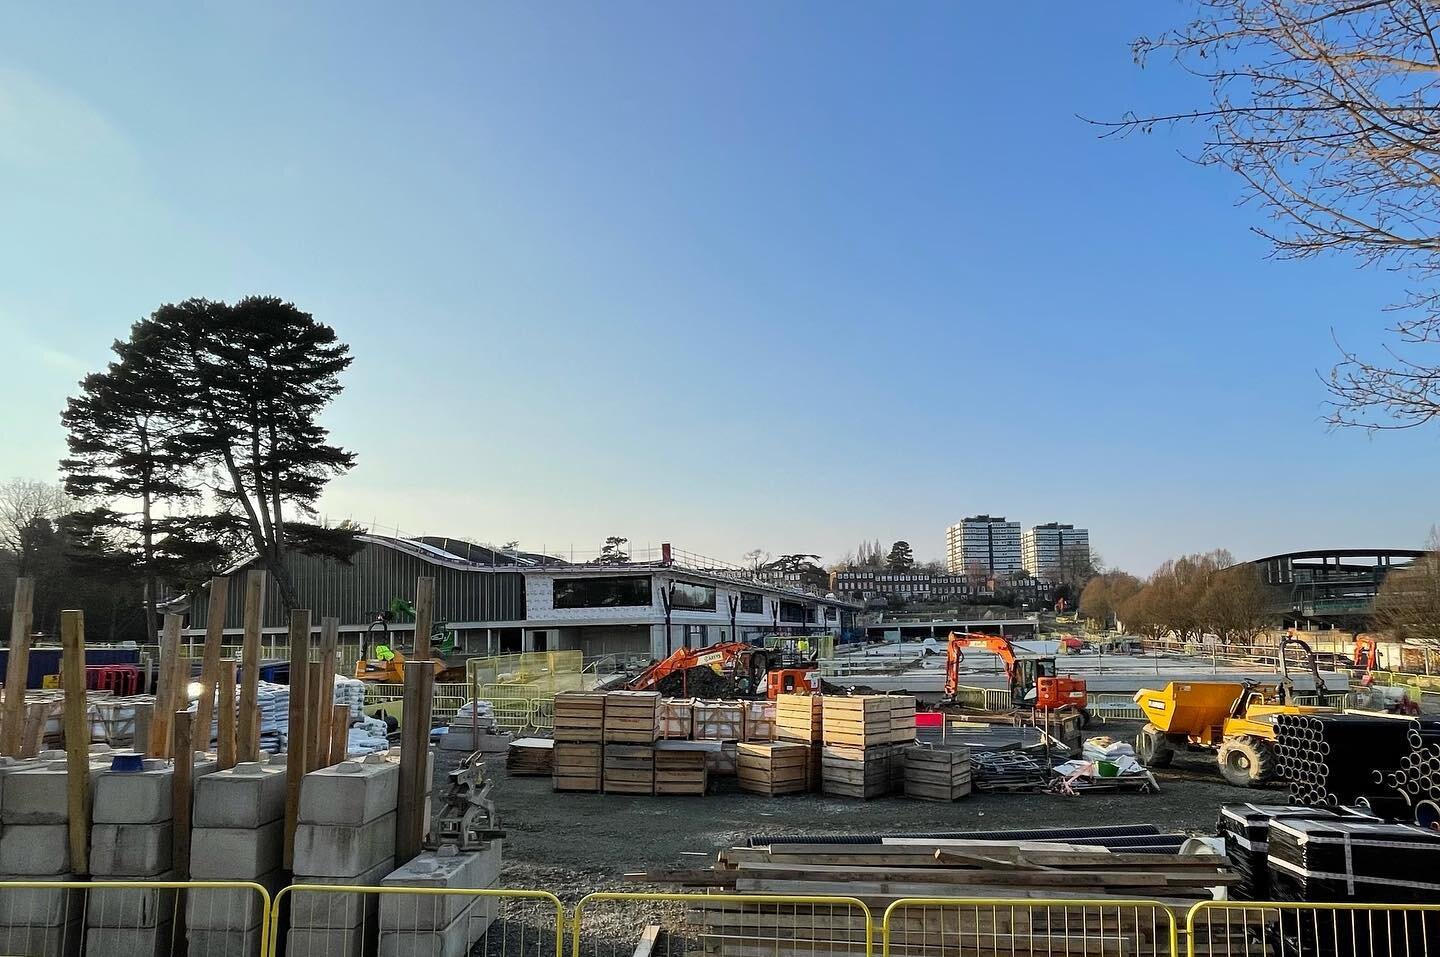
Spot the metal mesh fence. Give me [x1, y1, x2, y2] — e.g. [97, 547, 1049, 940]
[883, 898, 1178, 957]
[1187, 902, 1440, 957]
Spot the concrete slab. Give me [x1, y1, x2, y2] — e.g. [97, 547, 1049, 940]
[0, 823, 69, 875]
[0, 875, 79, 925]
[379, 842, 501, 930]
[190, 819, 285, 879]
[85, 921, 174, 957]
[85, 874, 176, 928]
[288, 856, 395, 927]
[89, 822, 174, 877]
[188, 925, 264, 957]
[297, 756, 398, 826]
[185, 869, 284, 931]
[193, 761, 287, 829]
[293, 811, 396, 878]
[0, 917, 82, 957]
[286, 923, 367, 957]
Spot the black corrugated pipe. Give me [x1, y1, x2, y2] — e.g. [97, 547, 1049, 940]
[751, 824, 1163, 847]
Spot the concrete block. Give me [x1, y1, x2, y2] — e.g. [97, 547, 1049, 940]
[0, 761, 102, 824]
[190, 819, 284, 879]
[287, 923, 369, 957]
[0, 917, 82, 957]
[293, 811, 396, 878]
[379, 842, 502, 930]
[186, 869, 283, 931]
[89, 822, 173, 877]
[288, 856, 394, 927]
[0, 875, 80, 925]
[298, 756, 398, 826]
[85, 873, 176, 927]
[92, 755, 217, 824]
[0, 823, 69, 875]
[194, 761, 287, 829]
[188, 925, 264, 957]
[86, 922, 174, 957]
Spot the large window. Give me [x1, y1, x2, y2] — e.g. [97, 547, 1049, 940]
[740, 592, 764, 614]
[553, 575, 652, 609]
[779, 601, 806, 623]
[669, 581, 717, 611]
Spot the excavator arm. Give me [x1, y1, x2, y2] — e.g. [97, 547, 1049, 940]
[628, 642, 757, 692]
[943, 632, 1019, 697]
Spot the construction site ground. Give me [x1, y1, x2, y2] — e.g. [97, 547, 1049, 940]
[446, 718, 1255, 904]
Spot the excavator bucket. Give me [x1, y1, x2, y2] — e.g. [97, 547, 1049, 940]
[1133, 682, 1245, 736]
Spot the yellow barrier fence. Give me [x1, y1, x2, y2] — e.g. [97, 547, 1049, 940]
[573, 892, 873, 957]
[466, 651, 587, 693]
[272, 883, 566, 957]
[1187, 900, 1440, 957]
[0, 879, 272, 957]
[883, 897, 1179, 957]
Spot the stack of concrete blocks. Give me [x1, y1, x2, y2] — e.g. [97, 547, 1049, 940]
[189, 758, 288, 957]
[87, 753, 217, 957]
[287, 753, 400, 957]
[378, 840, 503, 957]
[0, 754, 78, 956]
[438, 701, 510, 753]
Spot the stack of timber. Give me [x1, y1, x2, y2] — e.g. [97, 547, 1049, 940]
[604, 744, 656, 794]
[736, 742, 810, 796]
[604, 691, 661, 744]
[633, 830, 1237, 911]
[653, 740, 709, 795]
[552, 743, 603, 792]
[554, 692, 606, 742]
[506, 738, 554, 776]
[904, 745, 971, 802]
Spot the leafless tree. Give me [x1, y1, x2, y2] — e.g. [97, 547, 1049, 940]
[1108, 1, 1440, 430]
[1375, 529, 1440, 645]
[1199, 563, 1278, 642]
[0, 479, 70, 575]
[1080, 570, 1142, 628]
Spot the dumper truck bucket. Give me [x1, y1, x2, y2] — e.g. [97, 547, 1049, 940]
[1133, 682, 1246, 735]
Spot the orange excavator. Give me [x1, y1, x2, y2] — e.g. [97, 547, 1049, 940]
[627, 640, 818, 699]
[943, 631, 1088, 718]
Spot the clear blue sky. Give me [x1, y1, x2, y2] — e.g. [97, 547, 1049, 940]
[1, 3, 1436, 575]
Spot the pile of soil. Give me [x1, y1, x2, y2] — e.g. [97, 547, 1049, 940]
[654, 667, 744, 698]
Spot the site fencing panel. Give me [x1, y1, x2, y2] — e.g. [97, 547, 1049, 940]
[883, 898, 1178, 957]
[272, 884, 565, 957]
[466, 652, 587, 693]
[1187, 901, 1440, 957]
[573, 892, 873, 957]
[1089, 693, 1145, 721]
[0, 879, 272, 957]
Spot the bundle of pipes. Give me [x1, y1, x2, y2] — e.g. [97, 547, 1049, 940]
[1276, 714, 1439, 825]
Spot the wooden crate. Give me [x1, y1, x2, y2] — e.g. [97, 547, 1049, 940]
[776, 693, 822, 743]
[822, 696, 892, 748]
[552, 742, 602, 792]
[706, 740, 738, 776]
[659, 698, 694, 739]
[693, 700, 745, 741]
[744, 700, 776, 742]
[507, 737, 554, 776]
[736, 741, 810, 796]
[603, 691, 661, 744]
[653, 740, 709, 795]
[820, 743, 894, 799]
[888, 695, 917, 744]
[554, 692, 606, 743]
[904, 745, 972, 802]
[603, 744, 655, 794]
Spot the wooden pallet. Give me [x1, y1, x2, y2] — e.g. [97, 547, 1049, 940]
[554, 692, 606, 743]
[604, 691, 661, 744]
[737, 741, 810, 796]
[552, 741, 603, 791]
[603, 743, 656, 794]
[507, 737, 555, 776]
[903, 745, 971, 801]
[654, 740, 709, 795]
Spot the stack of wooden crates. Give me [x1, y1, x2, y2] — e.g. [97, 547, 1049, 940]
[603, 691, 661, 794]
[553, 691, 606, 792]
[820, 695, 917, 799]
[776, 693, 823, 788]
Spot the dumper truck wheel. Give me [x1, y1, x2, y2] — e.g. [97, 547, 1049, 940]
[1218, 735, 1275, 788]
[1136, 724, 1173, 768]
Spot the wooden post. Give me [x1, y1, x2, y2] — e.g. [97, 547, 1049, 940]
[305, 661, 325, 772]
[2, 578, 35, 756]
[149, 614, 183, 758]
[237, 570, 266, 762]
[396, 577, 436, 862]
[314, 617, 339, 767]
[217, 658, 237, 770]
[282, 609, 311, 870]
[60, 609, 89, 876]
[329, 703, 349, 766]
[132, 702, 153, 755]
[172, 711, 193, 879]
[194, 576, 230, 754]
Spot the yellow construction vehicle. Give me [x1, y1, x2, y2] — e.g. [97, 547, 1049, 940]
[354, 607, 446, 683]
[1132, 636, 1337, 787]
